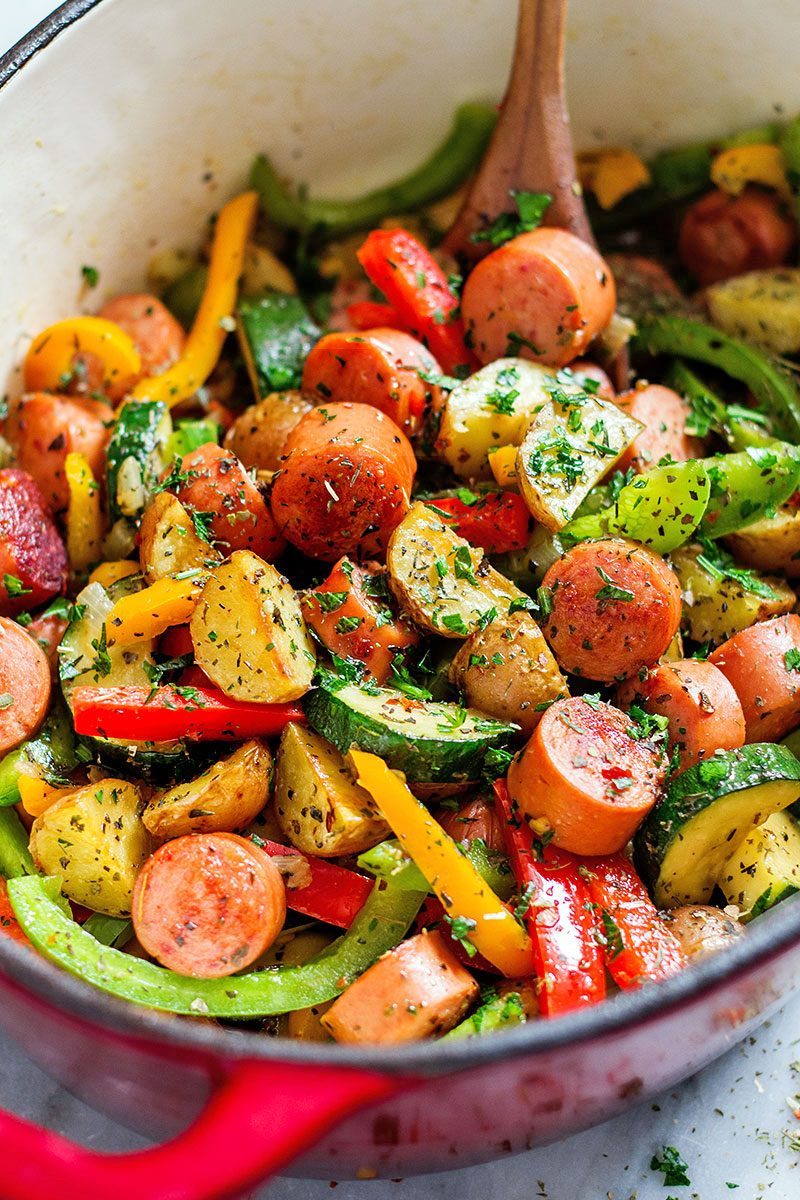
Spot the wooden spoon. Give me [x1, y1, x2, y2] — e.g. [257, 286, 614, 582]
[444, 0, 591, 258]
[445, 0, 628, 384]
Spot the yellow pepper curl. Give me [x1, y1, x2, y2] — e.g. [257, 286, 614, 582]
[64, 452, 104, 573]
[106, 575, 202, 645]
[24, 317, 141, 395]
[710, 143, 791, 199]
[131, 190, 259, 409]
[350, 750, 534, 978]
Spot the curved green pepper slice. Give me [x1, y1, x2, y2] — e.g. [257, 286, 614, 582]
[0, 808, 35, 879]
[637, 315, 800, 443]
[699, 444, 800, 538]
[8, 873, 426, 1017]
[563, 460, 711, 554]
[250, 102, 496, 237]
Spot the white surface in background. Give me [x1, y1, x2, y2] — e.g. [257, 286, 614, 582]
[0, 4, 799, 1198]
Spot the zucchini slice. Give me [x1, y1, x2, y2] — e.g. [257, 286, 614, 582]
[236, 291, 320, 400]
[106, 400, 173, 526]
[304, 680, 517, 785]
[717, 810, 800, 920]
[634, 744, 800, 906]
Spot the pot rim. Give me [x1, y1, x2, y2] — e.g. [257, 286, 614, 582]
[1, 0, 799, 1077]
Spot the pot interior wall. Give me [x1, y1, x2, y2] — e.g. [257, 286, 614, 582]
[2, 0, 800, 398]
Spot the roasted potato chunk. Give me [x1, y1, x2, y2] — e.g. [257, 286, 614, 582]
[670, 543, 795, 644]
[223, 391, 312, 472]
[663, 905, 746, 959]
[449, 611, 568, 734]
[516, 393, 642, 530]
[275, 723, 388, 857]
[387, 503, 525, 638]
[30, 779, 151, 917]
[138, 491, 221, 583]
[725, 504, 800, 578]
[142, 740, 272, 840]
[191, 550, 316, 702]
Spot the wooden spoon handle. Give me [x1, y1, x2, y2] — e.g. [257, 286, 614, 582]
[444, 0, 592, 259]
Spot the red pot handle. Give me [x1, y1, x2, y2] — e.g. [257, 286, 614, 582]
[0, 1060, 403, 1200]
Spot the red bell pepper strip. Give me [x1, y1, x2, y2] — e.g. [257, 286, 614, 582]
[583, 853, 688, 989]
[254, 838, 373, 929]
[426, 491, 531, 554]
[71, 685, 305, 742]
[357, 228, 478, 374]
[493, 779, 605, 1016]
[346, 300, 406, 331]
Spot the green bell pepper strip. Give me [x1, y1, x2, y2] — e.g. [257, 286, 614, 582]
[81, 913, 133, 948]
[164, 419, 219, 465]
[162, 264, 208, 329]
[250, 101, 496, 237]
[666, 360, 777, 450]
[358, 836, 515, 902]
[0, 808, 35, 879]
[0, 703, 77, 809]
[637, 315, 800, 444]
[444, 989, 528, 1040]
[8, 873, 427, 1017]
[563, 460, 711, 554]
[719, 122, 782, 149]
[779, 114, 800, 222]
[699, 444, 800, 538]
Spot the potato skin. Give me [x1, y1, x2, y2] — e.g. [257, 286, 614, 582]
[275, 722, 388, 857]
[138, 491, 221, 583]
[670, 544, 795, 644]
[449, 611, 567, 734]
[663, 905, 745, 960]
[191, 550, 316, 702]
[725, 504, 800, 579]
[142, 740, 272, 840]
[223, 391, 312, 472]
[30, 779, 151, 917]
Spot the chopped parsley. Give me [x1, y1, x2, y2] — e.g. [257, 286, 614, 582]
[695, 538, 781, 601]
[190, 510, 215, 544]
[389, 653, 432, 701]
[650, 1145, 691, 1188]
[441, 613, 470, 635]
[786, 648, 800, 672]
[335, 615, 362, 635]
[595, 566, 634, 606]
[484, 365, 521, 416]
[311, 590, 348, 613]
[597, 909, 625, 959]
[453, 545, 477, 585]
[471, 190, 551, 247]
[482, 745, 514, 781]
[444, 913, 478, 957]
[81, 264, 100, 288]
[3, 574, 31, 598]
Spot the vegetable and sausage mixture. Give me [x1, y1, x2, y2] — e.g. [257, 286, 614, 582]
[3, 104, 800, 1042]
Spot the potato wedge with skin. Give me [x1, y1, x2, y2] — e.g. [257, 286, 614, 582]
[223, 391, 312, 472]
[139, 491, 221, 583]
[191, 550, 316, 702]
[387, 503, 526, 638]
[435, 358, 571, 480]
[275, 723, 389, 857]
[142, 740, 272, 841]
[670, 543, 795, 644]
[706, 268, 800, 355]
[516, 393, 642, 530]
[30, 778, 151, 917]
[449, 611, 568, 735]
[725, 503, 800, 578]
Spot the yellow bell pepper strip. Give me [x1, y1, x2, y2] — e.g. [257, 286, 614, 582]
[64, 452, 104, 572]
[24, 316, 141, 394]
[710, 143, 791, 199]
[130, 190, 258, 410]
[105, 574, 202, 644]
[577, 148, 652, 210]
[88, 560, 140, 589]
[349, 750, 534, 978]
[488, 445, 519, 489]
[17, 776, 77, 819]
